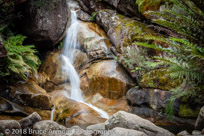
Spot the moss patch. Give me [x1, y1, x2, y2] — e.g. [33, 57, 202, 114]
[138, 68, 182, 90]
[179, 104, 200, 118]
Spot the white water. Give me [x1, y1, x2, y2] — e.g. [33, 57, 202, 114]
[50, 105, 55, 121]
[61, 10, 109, 119]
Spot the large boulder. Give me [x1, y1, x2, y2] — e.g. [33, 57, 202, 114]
[49, 90, 106, 129]
[105, 111, 174, 136]
[20, 0, 70, 49]
[195, 106, 204, 130]
[0, 120, 21, 136]
[96, 9, 157, 53]
[19, 112, 42, 134]
[95, 10, 160, 80]
[77, 22, 112, 59]
[126, 88, 180, 112]
[0, 79, 52, 110]
[80, 60, 135, 99]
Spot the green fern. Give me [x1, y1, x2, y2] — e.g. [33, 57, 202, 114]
[0, 35, 40, 81]
[143, 0, 204, 43]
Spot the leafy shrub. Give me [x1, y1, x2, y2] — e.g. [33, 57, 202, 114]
[0, 35, 40, 81]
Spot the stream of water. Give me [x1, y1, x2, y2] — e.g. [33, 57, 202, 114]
[52, 10, 109, 120]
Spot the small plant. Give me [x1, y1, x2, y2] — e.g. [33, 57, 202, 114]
[89, 11, 99, 21]
[0, 35, 41, 81]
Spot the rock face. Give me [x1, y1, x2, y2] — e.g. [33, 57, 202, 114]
[0, 96, 51, 120]
[126, 88, 180, 112]
[195, 106, 204, 130]
[0, 80, 52, 110]
[50, 90, 106, 128]
[105, 111, 174, 136]
[0, 35, 7, 58]
[80, 60, 134, 99]
[77, 22, 112, 59]
[21, 0, 69, 48]
[19, 112, 42, 133]
[0, 120, 21, 136]
[85, 93, 132, 116]
[39, 49, 88, 91]
[103, 0, 140, 17]
[96, 9, 156, 53]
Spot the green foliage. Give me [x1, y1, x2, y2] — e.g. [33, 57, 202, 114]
[0, 35, 41, 81]
[144, 0, 204, 44]
[118, 45, 162, 79]
[90, 11, 99, 21]
[134, 34, 204, 117]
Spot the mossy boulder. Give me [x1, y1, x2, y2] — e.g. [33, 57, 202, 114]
[138, 68, 182, 90]
[179, 104, 200, 118]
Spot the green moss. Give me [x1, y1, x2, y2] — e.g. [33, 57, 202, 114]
[138, 68, 182, 90]
[179, 104, 200, 118]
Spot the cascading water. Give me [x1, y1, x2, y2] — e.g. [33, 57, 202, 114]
[60, 10, 109, 119]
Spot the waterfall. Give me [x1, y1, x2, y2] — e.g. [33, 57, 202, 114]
[61, 10, 109, 119]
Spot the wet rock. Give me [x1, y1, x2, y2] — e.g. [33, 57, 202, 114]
[0, 35, 7, 58]
[67, 0, 91, 22]
[138, 68, 182, 91]
[126, 88, 179, 112]
[105, 111, 174, 136]
[0, 120, 21, 136]
[85, 93, 132, 116]
[39, 49, 88, 91]
[78, 22, 112, 59]
[177, 130, 190, 136]
[86, 123, 105, 130]
[192, 130, 201, 135]
[50, 90, 106, 129]
[80, 60, 135, 99]
[195, 106, 204, 130]
[19, 112, 42, 135]
[0, 80, 52, 110]
[20, 0, 69, 49]
[0, 97, 51, 120]
[106, 127, 147, 136]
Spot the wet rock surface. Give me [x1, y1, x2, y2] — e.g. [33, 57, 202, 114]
[0, 80, 52, 110]
[80, 60, 134, 99]
[49, 90, 106, 129]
